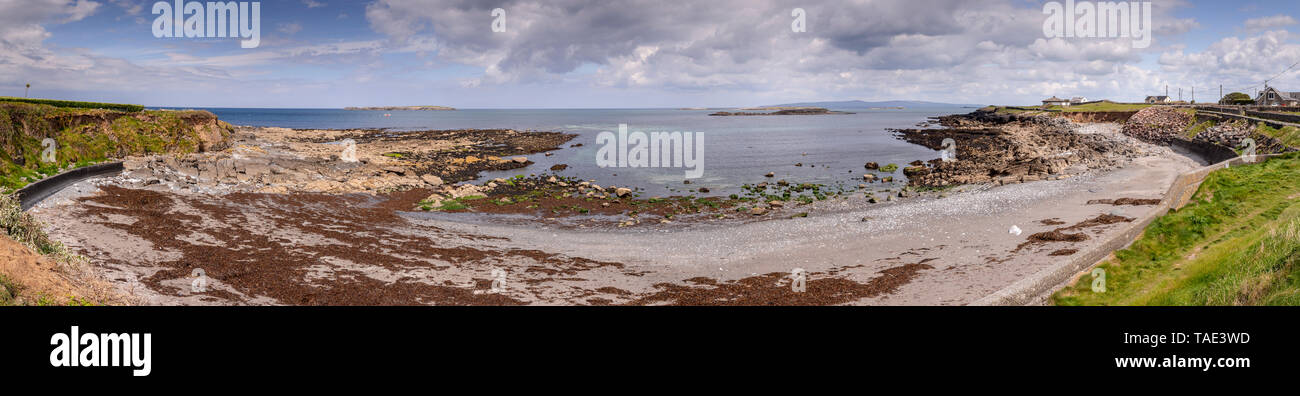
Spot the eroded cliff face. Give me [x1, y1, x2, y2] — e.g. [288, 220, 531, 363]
[0, 102, 233, 189]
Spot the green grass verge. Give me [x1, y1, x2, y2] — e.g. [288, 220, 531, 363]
[1185, 120, 1215, 139]
[1053, 152, 1300, 305]
[1256, 124, 1300, 148]
[0, 97, 143, 112]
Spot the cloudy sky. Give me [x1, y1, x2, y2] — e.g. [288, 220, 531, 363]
[1, 0, 1299, 108]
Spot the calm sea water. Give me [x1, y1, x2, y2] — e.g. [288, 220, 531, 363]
[170, 107, 971, 196]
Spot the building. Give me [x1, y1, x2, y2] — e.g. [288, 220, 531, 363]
[1070, 97, 1087, 104]
[1255, 87, 1300, 107]
[1042, 96, 1071, 107]
[1144, 95, 1170, 104]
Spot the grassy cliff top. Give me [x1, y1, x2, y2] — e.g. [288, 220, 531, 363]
[0, 101, 231, 192]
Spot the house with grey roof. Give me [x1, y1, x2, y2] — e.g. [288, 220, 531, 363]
[1255, 87, 1300, 107]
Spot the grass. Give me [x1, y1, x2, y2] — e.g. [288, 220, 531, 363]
[1255, 124, 1300, 148]
[0, 273, 18, 306]
[1053, 152, 1300, 305]
[1, 102, 224, 191]
[0, 96, 143, 112]
[1185, 120, 1215, 139]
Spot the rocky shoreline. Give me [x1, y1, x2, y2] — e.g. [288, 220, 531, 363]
[23, 109, 1203, 306]
[886, 109, 1139, 187]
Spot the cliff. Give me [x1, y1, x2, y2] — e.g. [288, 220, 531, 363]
[0, 101, 234, 191]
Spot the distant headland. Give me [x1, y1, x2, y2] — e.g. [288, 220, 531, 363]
[344, 106, 456, 111]
[709, 107, 850, 116]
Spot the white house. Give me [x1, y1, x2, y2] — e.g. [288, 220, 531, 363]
[1042, 96, 1071, 107]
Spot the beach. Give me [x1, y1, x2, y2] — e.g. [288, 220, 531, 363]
[20, 110, 1206, 305]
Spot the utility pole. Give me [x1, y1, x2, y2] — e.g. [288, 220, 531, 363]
[24, 83, 29, 98]
[1219, 84, 1223, 103]
[1178, 88, 1182, 102]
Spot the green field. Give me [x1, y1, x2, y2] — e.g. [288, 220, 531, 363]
[0, 97, 144, 112]
[985, 102, 1152, 114]
[1054, 152, 1300, 305]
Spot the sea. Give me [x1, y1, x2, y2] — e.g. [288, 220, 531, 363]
[164, 107, 973, 196]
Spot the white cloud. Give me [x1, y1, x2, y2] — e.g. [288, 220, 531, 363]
[1245, 15, 1297, 32]
[279, 23, 303, 35]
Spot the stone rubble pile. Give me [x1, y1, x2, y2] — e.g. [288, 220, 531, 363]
[1120, 107, 1193, 143]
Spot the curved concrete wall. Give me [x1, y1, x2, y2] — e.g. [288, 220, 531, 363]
[14, 162, 123, 211]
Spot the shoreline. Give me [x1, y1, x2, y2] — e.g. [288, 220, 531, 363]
[22, 111, 1209, 305]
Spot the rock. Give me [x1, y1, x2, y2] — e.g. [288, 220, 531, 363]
[862, 173, 877, 181]
[868, 196, 878, 204]
[512, 156, 528, 163]
[302, 179, 347, 193]
[882, 176, 894, 183]
[909, 160, 924, 166]
[698, 187, 710, 193]
[859, 184, 868, 189]
[601, 202, 610, 207]
[382, 166, 408, 175]
[550, 164, 568, 171]
[768, 200, 785, 207]
[765, 172, 775, 177]
[903, 166, 929, 177]
[421, 174, 444, 186]
[795, 163, 803, 167]
[615, 187, 632, 197]
[123, 157, 148, 171]
[865, 162, 879, 170]
[777, 179, 789, 186]
[749, 207, 767, 216]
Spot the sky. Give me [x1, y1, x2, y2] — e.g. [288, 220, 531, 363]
[2, 0, 1300, 108]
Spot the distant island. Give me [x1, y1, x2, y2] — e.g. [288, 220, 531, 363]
[344, 106, 456, 111]
[761, 100, 986, 109]
[709, 107, 850, 116]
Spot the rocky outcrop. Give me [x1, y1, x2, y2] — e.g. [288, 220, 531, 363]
[893, 112, 1136, 187]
